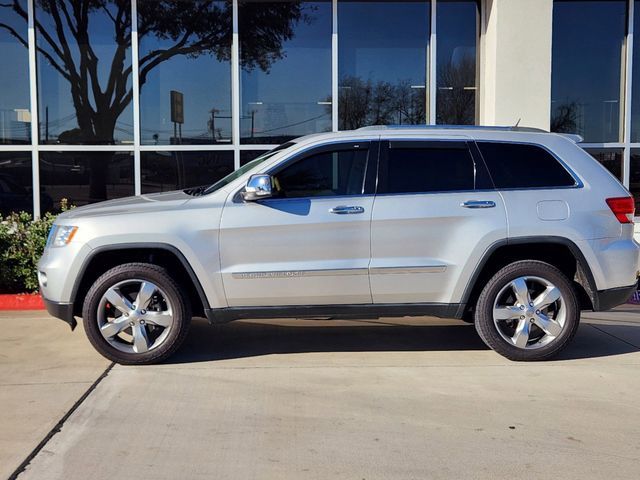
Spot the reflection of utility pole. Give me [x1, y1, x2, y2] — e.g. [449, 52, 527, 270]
[209, 108, 219, 142]
[45, 106, 49, 143]
[250, 110, 256, 138]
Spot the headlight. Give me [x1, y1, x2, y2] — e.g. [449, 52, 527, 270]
[47, 225, 78, 248]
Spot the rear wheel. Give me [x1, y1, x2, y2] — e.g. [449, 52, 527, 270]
[82, 263, 191, 365]
[474, 260, 580, 361]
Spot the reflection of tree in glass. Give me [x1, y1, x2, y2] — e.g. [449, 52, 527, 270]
[336, 76, 426, 130]
[551, 101, 578, 134]
[0, 0, 305, 201]
[436, 55, 476, 125]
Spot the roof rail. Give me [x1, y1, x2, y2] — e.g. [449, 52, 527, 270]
[355, 124, 549, 133]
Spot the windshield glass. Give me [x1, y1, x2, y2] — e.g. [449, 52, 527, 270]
[202, 142, 296, 195]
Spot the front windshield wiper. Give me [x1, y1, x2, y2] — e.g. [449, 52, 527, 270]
[183, 185, 207, 196]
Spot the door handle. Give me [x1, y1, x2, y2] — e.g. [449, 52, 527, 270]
[329, 205, 365, 215]
[461, 200, 496, 209]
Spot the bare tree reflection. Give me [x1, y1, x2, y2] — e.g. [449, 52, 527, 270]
[551, 101, 578, 134]
[436, 55, 476, 125]
[0, 0, 306, 201]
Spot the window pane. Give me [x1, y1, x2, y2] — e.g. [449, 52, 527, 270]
[274, 148, 369, 197]
[0, 0, 31, 144]
[551, 0, 626, 142]
[0, 152, 32, 215]
[138, 0, 232, 146]
[585, 148, 624, 181]
[379, 145, 475, 194]
[477, 142, 576, 189]
[35, 1, 133, 145]
[630, 150, 640, 214]
[141, 151, 233, 193]
[631, 1, 640, 141]
[338, 0, 430, 129]
[239, 0, 331, 144]
[436, 0, 479, 125]
[241, 150, 269, 166]
[39, 152, 134, 212]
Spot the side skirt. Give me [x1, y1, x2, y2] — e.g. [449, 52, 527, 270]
[205, 303, 467, 324]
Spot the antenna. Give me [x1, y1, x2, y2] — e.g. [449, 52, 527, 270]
[514, 118, 521, 128]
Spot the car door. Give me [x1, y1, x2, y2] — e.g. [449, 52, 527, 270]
[369, 139, 507, 305]
[219, 141, 376, 307]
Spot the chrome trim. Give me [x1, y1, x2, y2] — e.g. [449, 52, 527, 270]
[232, 268, 369, 279]
[329, 205, 365, 214]
[461, 200, 496, 209]
[369, 265, 447, 275]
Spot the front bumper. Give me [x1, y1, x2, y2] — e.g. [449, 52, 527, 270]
[43, 297, 77, 330]
[592, 283, 638, 311]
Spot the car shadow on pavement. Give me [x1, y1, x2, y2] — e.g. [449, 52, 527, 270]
[164, 317, 640, 364]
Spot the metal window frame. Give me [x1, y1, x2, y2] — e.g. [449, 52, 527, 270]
[13, 0, 478, 218]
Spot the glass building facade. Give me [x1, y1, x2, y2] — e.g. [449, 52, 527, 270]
[0, 0, 638, 219]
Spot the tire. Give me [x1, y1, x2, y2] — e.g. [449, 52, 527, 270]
[474, 260, 580, 361]
[82, 263, 191, 365]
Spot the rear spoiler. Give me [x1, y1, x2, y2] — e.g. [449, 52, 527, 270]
[558, 133, 583, 143]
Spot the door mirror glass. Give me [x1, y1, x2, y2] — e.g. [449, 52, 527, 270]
[242, 174, 274, 201]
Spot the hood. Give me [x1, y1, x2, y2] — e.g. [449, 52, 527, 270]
[57, 190, 192, 220]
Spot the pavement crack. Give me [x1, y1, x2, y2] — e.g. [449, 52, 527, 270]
[589, 324, 640, 350]
[7, 361, 115, 480]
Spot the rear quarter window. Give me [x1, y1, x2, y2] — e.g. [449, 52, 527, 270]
[476, 142, 576, 189]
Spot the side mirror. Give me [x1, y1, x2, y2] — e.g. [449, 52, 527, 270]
[241, 174, 274, 201]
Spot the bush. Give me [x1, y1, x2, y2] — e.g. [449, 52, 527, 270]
[0, 200, 71, 293]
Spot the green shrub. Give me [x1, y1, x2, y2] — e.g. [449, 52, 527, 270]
[0, 200, 72, 294]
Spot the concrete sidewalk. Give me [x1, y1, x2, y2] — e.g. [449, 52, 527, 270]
[1, 308, 639, 479]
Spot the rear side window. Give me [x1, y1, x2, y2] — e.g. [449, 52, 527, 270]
[378, 143, 476, 194]
[477, 142, 576, 189]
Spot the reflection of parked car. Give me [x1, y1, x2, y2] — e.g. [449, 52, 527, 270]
[39, 126, 639, 365]
[0, 174, 54, 215]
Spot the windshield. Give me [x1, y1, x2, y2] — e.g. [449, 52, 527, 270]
[202, 142, 296, 195]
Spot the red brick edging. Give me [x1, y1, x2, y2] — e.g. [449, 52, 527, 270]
[0, 293, 45, 310]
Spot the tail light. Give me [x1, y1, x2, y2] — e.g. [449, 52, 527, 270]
[606, 197, 635, 224]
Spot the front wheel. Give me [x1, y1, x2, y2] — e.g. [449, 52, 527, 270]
[82, 263, 191, 365]
[474, 260, 580, 361]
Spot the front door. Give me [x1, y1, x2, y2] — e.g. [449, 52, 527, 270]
[219, 141, 376, 306]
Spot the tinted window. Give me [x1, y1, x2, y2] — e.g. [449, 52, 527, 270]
[378, 144, 475, 194]
[477, 142, 576, 189]
[0, 152, 32, 215]
[274, 148, 369, 198]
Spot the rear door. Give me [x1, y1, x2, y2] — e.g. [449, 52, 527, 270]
[369, 139, 507, 305]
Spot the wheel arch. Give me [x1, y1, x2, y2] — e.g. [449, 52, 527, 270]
[461, 236, 598, 316]
[71, 243, 210, 320]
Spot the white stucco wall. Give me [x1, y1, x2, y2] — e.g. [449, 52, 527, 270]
[479, 0, 554, 130]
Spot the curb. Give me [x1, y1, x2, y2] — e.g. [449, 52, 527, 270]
[0, 294, 45, 311]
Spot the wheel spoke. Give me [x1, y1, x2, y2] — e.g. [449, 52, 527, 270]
[510, 278, 531, 306]
[135, 281, 157, 310]
[512, 319, 531, 348]
[533, 313, 563, 337]
[493, 306, 522, 321]
[104, 287, 134, 314]
[533, 286, 561, 310]
[100, 319, 130, 338]
[144, 311, 173, 328]
[131, 323, 150, 353]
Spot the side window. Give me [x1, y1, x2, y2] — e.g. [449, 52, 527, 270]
[274, 147, 369, 198]
[378, 142, 476, 194]
[477, 142, 576, 189]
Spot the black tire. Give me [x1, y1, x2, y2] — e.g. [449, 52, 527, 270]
[82, 263, 191, 365]
[474, 260, 580, 361]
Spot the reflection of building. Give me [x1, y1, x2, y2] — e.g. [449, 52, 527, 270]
[0, 0, 638, 230]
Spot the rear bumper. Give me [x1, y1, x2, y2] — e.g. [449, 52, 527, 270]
[43, 297, 77, 330]
[593, 283, 638, 311]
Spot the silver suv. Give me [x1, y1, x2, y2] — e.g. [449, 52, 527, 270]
[38, 126, 640, 364]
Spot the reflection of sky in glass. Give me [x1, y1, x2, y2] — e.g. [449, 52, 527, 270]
[0, 0, 31, 144]
[240, 1, 331, 143]
[339, 1, 430, 85]
[551, 0, 626, 143]
[36, 1, 133, 144]
[139, 1, 231, 145]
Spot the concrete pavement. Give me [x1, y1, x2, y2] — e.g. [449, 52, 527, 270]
[1, 308, 639, 479]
